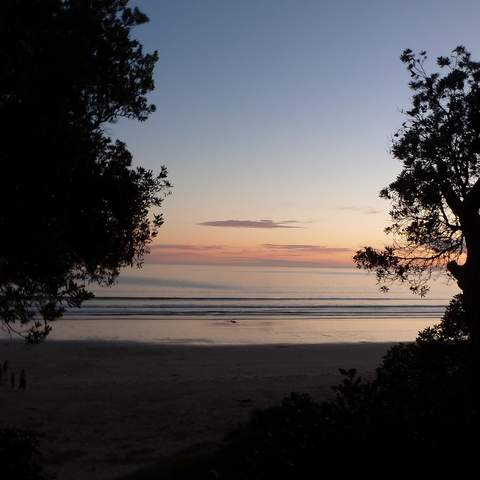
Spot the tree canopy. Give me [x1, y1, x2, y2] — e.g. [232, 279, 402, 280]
[0, 0, 170, 341]
[354, 46, 480, 342]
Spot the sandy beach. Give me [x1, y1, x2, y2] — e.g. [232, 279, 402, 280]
[0, 340, 392, 479]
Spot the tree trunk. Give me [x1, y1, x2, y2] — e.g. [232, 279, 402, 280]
[455, 216, 480, 347]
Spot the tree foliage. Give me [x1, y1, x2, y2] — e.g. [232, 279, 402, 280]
[355, 47, 480, 290]
[0, 0, 170, 341]
[354, 46, 480, 339]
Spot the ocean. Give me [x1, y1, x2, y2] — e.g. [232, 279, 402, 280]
[39, 264, 458, 345]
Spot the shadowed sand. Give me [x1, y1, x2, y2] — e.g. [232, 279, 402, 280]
[0, 340, 393, 479]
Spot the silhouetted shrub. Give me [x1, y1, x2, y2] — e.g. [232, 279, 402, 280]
[0, 428, 48, 480]
[417, 294, 469, 343]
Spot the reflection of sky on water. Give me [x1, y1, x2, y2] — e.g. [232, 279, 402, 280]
[91, 265, 457, 300]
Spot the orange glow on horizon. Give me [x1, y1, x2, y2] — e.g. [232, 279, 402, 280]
[146, 242, 356, 268]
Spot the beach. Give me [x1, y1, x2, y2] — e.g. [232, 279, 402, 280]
[0, 340, 392, 479]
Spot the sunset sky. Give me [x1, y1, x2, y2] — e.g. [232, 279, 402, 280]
[113, 0, 480, 269]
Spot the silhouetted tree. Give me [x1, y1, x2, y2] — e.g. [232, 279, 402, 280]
[0, 0, 170, 342]
[354, 46, 480, 346]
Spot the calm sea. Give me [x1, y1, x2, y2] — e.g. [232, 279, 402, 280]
[38, 265, 458, 345]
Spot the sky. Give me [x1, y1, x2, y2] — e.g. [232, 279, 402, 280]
[112, 0, 480, 269]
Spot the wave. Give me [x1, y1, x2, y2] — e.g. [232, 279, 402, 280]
[92, 296, 449, 301]
[64, 297, 448, 319]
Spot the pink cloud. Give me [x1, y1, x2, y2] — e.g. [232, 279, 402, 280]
[198, 219, 302, 229]
[263, 244, 352, 253]
[150, 244, 225, 251]
[337, 206, 382, 214]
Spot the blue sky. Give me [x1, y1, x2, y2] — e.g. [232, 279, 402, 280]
[111, 0, 480, 267]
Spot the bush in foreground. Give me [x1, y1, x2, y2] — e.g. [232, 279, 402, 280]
[216, 349, 474, 477]
[0, 428, 48, 480]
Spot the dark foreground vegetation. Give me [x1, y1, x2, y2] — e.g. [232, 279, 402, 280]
[118, 295, 476, 479]
[0, 428, 48, 480]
